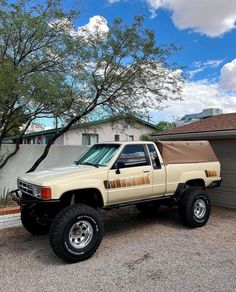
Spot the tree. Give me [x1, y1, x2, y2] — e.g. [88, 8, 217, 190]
[156, 121, 177, 132]
[27, 15, 184, 173]
[0, 0, 184, 172]
[0, 0, 78, 169]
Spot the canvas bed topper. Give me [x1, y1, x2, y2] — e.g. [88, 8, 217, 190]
[155, 141, 218, 164]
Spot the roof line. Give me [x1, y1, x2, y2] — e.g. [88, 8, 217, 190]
[152, 129, 236, 140]
[6, 115, 157, 139]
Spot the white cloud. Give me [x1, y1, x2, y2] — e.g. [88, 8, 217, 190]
[187, 67, 205, 79]
[107, 0, 121, 3]
[220, 58, 236, 90]
[77, 16, 109, 40]
[157, 79, 236, 118]
[109, 0, 236, 37]
[147, 0, 236, 36]
[50, 16, 109, 40]
[187, 59, 223, 79]
[203, 60, 224, 68]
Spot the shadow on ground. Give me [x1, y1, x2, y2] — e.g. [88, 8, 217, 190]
[0, 206, 235, 266]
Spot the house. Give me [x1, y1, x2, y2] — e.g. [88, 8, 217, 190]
[151, 112, 236, 208]
[178, 108, 222, 125]
[9, 116, 156, 146]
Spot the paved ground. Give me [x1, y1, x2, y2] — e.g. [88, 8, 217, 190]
[0, 206, 235, 292]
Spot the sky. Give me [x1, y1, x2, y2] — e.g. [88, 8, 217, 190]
[43, 0, 236, 126]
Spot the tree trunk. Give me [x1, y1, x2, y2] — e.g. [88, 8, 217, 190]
[0, 143, 20, 169]
[26, 116, 81, 173]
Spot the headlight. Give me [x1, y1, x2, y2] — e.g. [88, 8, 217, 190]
[32, 185, 41, 198]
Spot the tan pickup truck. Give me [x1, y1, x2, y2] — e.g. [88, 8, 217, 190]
[11, 141, 221, 263]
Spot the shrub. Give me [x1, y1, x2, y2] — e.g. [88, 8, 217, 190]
[0, 188, 13, 208]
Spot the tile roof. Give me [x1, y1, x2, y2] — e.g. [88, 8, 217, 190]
[156, 113, 236, 136]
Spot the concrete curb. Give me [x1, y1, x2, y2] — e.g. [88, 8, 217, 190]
[0, 211, 21, 230]
[0, 206, 20, 216]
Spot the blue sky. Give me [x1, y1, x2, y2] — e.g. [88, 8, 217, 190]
[41, 0, 236, 127]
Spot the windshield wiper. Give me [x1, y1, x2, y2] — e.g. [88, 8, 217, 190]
[81, 162, 99, 168]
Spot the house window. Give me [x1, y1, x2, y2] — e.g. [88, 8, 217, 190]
[128, 135, 134, 141]
[115, 134, 120, 141]
[45, 134, 54, 144]
[82, 134, 98, 146]
[26, 137, 35, 144]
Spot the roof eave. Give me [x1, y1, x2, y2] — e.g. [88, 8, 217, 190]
[151, 129, 236, 140]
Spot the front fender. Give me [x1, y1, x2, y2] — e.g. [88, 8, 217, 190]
[51, 179, 108, 205]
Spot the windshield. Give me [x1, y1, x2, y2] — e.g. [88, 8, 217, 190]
[75, 144, 120, 167]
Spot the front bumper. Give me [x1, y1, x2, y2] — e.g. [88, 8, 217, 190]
[9, 189, 60, 206]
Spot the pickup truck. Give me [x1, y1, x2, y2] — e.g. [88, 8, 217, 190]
[11, 141, 221, 263]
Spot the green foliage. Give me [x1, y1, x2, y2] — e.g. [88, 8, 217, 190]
[0, 0, 184, 171]
[140, 134, 152, 141]
[156, 121, 177, 132]
[0, 0, 78, 142]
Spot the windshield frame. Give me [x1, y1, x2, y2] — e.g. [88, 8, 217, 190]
[74, 143, 122, 167]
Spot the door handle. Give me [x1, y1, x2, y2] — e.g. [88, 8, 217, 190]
[143, 170, 150, 173]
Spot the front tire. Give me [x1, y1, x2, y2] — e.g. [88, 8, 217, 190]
[49, 204, 103, 263]
[21, 207, 50, 235]
[179, 188, 211, 228]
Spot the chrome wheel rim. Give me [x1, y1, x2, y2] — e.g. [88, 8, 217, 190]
[69, 220, 93, 249]
[193, 199, 206, 219]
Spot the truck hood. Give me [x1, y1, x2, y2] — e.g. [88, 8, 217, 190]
[18, 165, 106, 186]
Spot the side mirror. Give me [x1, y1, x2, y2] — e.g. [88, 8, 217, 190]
[115, 161, 125, 174]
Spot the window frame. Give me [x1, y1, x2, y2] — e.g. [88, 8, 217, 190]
[81, 133, 99, 146]
[112, 144, 151, 169]
[147, 143, 162, 170]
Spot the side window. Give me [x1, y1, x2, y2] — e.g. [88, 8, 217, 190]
[116, 145, 149, 168]
[147, 144, 161, 169]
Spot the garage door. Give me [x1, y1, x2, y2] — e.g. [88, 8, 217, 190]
[209, 139, 236, 208]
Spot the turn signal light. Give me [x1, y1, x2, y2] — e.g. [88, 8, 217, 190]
[41, 187, 52, 200]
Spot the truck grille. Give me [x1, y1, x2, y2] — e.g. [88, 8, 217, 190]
[18, 180, 33, 196]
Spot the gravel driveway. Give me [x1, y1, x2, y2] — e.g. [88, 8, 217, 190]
[0, 206, 235, 292]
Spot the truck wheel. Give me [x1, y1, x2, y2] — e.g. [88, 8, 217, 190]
[21, 207, 50, 235]
[136, 201, 160, 215]
[49, 204, 103, 263]
[179, 188, 211, 228]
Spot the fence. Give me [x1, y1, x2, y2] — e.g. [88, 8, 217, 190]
[0, 144, 88, 194]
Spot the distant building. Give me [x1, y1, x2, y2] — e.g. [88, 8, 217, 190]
[7, 116, 156, 146]
[178, 108, 222, 125]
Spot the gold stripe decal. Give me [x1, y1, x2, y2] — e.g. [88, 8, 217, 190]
[205, 170, 217, 177]
[104, 175, 150, 190]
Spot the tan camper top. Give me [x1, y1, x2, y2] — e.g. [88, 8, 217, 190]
[155, 141, 218, 164]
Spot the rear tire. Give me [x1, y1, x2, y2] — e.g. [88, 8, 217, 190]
[179, 188, 211, 228]
[21, 207, 50, 235]
[49, 204, 103, 263]
[136, 201, 160, 215]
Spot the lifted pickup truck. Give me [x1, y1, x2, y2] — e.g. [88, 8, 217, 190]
[11, 141, 221, 263]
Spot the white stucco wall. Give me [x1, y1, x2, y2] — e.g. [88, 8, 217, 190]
[63, 120, 155, 145]
[0, 145, 88, 193]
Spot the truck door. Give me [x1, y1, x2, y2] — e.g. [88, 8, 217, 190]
[107, 144, 153, 204]
[147, 144, 166, 196]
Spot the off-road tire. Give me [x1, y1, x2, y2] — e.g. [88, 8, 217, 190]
[49, 204, 104, 263]
[179, 188, 211, 228]
[21, 207, 50, 235]
[136, 201, 160, 215]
